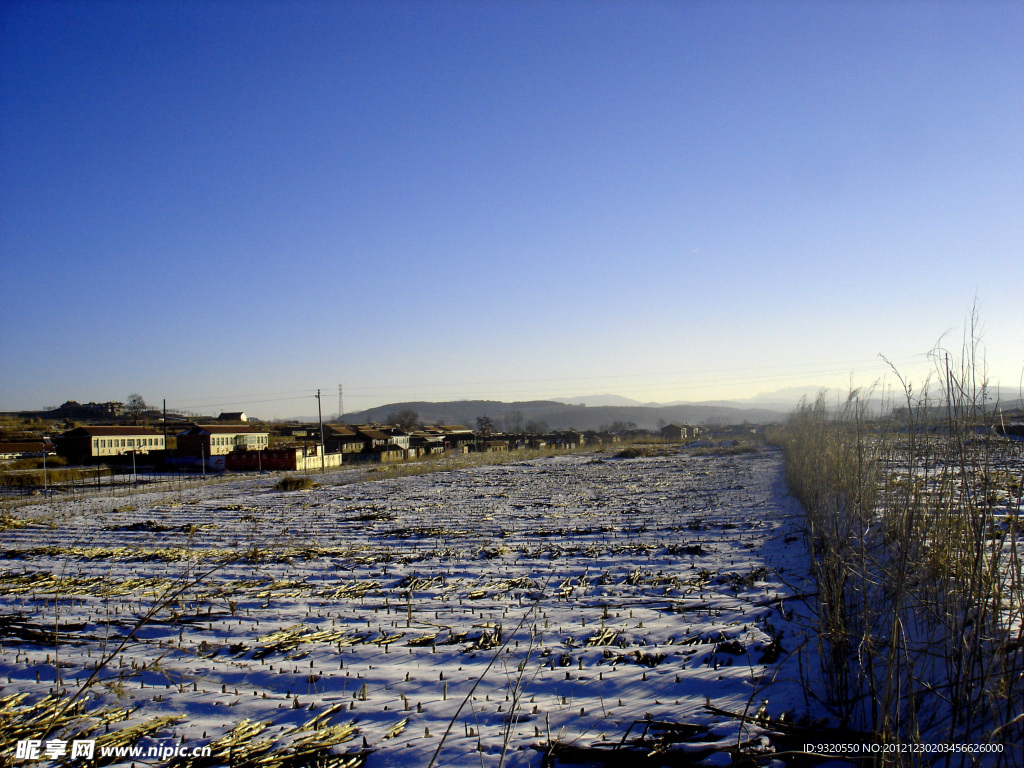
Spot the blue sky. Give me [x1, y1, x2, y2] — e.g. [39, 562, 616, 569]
[2, 0, 1022, 419]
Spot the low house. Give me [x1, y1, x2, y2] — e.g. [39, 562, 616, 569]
[409, 431, 446, 456]
[225, 445, 341, 472]
[563, 430, 585, 448]
[56, 426, 166, 464]
[356, 428, 393, 450]
[545, 431, 584, 449]
[176, 425, 269, 457]
[503, 433, 529, 450]
[437, 425, 472, 434]
[436, 426, 475, 453]
[217, 412, 248, 422]
[660, 423, 686, 441]
[660, 423, 700, 441]
[0, 440, 52, 462]
[323, 424, 366, 454]
[381, 427, 411, 450]
[371, 444, 406, 463]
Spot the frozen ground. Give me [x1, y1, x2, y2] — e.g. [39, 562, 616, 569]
[0, 447, 818, 767]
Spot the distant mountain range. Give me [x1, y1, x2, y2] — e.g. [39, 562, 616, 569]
[337, 398, 786, 431]
[556, 383, 1024, 414]
[551, 386, 858, 411]
[323, 384, 1023, 431]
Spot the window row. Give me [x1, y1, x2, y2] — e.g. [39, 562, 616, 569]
[93, 438, 165, 449]
[210, 435, 268, 445]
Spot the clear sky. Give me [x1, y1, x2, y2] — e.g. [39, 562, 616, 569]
[2, 0, 1022, 419]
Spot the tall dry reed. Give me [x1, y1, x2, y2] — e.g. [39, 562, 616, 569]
[777, 328, 1023, 765]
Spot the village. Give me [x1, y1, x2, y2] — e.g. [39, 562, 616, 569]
[1, 399, 705, 475]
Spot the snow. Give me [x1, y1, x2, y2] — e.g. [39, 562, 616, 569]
[1, 447, 818, 766]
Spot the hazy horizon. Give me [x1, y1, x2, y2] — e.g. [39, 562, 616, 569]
[13, 379, 1022, 426]
[3, 1, 1021, 419]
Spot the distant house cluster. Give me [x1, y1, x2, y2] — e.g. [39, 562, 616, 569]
[2, 400, 702, 473]
[41, 419, 703, 472]
[49, 400, 124, 419]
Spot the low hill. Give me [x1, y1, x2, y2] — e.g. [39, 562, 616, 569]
[341, 399, 785, 431]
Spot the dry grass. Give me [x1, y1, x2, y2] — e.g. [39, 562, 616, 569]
[273, 475, 317, 492]
[688, 439, 761, 456]
[358, 443, 588, 482]
[775, 325, 1024, 761]
[0, 467, 88, 488]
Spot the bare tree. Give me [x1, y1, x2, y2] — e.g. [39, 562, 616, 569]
[386, 409, 420, 429]
[503, 410, 524, 433]
[124, 393, 148, 424]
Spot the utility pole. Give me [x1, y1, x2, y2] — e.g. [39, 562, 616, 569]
[338, 384, 344, 423]
[316, 389, 325, 473]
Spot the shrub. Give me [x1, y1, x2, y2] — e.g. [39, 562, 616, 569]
[0, 466, 85, 487]
[614, 446, 653, 459]
[6, 456, 67, 470]
[273, 475, 316, 492]
[688, 440, 760, 456]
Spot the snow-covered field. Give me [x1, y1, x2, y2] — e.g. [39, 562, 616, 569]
[1, 447, 817, 767]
